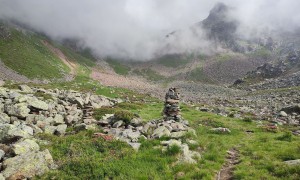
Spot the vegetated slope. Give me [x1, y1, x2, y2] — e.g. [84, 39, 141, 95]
[0, 23, 97, 82]
[0, 24, 70, 80]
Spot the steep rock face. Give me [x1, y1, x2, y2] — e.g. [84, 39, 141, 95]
[199, 3, 242, 52]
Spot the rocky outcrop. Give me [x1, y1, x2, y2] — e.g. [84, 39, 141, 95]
[0, 84, 120, 178]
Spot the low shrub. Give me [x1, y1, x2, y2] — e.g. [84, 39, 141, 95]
[114, 110, 134, 125]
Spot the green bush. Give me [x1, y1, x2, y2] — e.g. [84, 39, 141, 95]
[114, 110, 134, 125]
[242, 117, 253, 123]
[166, 144, 181, 156]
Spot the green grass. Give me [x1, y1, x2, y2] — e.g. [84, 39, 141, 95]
[132, 68, 165, 82]
[36, 131, 176, 180]
[155, 54, 192, 68]
[250, 47, 272, 59]
[34, 102, 300, 179]
[105, 58, 131, 75]
[0, 28, 70, 79]
[188, 66, 215, 83]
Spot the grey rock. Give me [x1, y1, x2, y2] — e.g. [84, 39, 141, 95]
[0, 103, 4, 113]
[26, 114, 37, 124]
[279, 111, 288, 117]
[6, 103, 30, 118]
[19, 85, 33, 93]
[55, 124, 67, 136]
[0, 88, 8, 98]
[21, 125, 34, 136]
[28, 98, 48, 110]
[161, 139, 182, 147]
[12, 139, 40, 155]
[210, 127, 231, 133]
[0, 113, 10, 124]
[171, 131, 186, 139]
[70, 97, 84, 108]
[0, 174, 4, 180]
[53, 114, 64, 125]
[9, 91, 22, 100]
[44, 125, 57, 134]
[44, 117, 54, 125]
[0, 124, 31, 142]
[2, 149, 55, 179]
[86, 124, 99, 131]
[65, 115, 74, 124]
[112, 120, 124, 128]
[284, 159, 300, 166]
[0, 80, 4, 87]
[29, 124, 43, 134]
[128, 142, 141, 151]
[0, 149, 4, 159]
[127, 131, 141, 142]
[131, 118, 143, 127]
[74, 123, 87, 132]
[152, 126, 171, 138]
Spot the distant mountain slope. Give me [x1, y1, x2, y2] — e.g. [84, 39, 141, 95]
[0, 23, 96, 82]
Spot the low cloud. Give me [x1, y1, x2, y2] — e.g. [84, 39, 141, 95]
[0, 0, 299, 60]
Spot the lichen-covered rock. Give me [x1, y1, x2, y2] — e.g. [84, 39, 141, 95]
[0, 173, 4, 180]
[55, 124, 67, 136]
[0, 124, 32, 142]
[2, 149, 55, 179]
[28, 98, 48, 110]
[171, 131, 186, 139]
[0, 113, 10, 124]
[19, 85, 33, 93]
[6, 103, 30, 118]
[0, 88, 8, 98]
[53, 114, 64, 125]
[152, 126, 171, 138]
[44, 125, 57, 134]
[12, 139, 40, 155]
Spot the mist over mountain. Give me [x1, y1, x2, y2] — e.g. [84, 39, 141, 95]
[0, 0, 300, 60]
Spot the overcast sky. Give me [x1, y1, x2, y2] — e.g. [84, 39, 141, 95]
[0, 0, 299, 60]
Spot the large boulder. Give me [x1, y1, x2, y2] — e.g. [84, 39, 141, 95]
[28, 98, 48, 111]
[0, 124, 32, 143]
[12, 139, 40, 155]
[6, 103, 30, 118]
[2, 149, 55, 179]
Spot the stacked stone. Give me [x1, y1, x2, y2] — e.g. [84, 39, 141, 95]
[163, 87, 181, 121]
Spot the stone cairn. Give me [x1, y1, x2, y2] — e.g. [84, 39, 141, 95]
[163, 87, 181, 121]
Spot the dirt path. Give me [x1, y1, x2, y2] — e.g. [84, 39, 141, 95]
[216, 148, 240, 180]
[42, 40, 77, 76]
